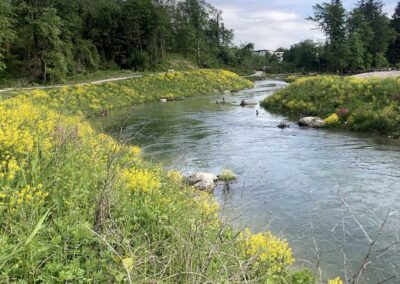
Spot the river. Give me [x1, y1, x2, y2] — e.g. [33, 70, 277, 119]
[97, 80, 400, 283]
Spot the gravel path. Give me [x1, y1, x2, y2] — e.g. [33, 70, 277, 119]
[351, 70, 400, 79]
[0, 74, 143, 93]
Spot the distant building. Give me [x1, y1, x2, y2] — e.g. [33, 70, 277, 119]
[253, 49, 271, 56]
[273, 51, 284, 63]
[253, 49, 284, 63]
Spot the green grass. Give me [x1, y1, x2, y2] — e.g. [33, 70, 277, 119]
[261, 75, 400, 136]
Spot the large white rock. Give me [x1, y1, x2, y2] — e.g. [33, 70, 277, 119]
[186, 172, 218, 193]
[298, 117, 326, 128]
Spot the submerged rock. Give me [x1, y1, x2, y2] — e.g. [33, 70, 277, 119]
[277, 122, 290, 129]
[298, 117, 325, 128]
[186, 172, 218, 193]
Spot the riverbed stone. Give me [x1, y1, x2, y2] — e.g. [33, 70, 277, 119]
[186, 172, 218, 193]
[298, 117, 326, 128]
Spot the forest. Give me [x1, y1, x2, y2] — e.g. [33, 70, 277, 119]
[0, 0, 266, 84]
[2, 0, 400, 81]
[269, 0, 400, 74]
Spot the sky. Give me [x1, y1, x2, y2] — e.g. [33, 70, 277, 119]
[207, 0, 399, 50]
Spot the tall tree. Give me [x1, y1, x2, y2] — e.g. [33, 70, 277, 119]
[355, 0, 393, 67]
[387, 2, 400, 65]
[0, 0, 14, 72]
[12, 0, 65, 82]
[348, 8, 374, 69]
[308, 0, 349, 72]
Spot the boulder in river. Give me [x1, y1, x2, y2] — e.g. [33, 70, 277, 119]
[186, 172, 218, 193]
[298, 117, 325, 128]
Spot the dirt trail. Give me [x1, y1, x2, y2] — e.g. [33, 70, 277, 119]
[0, 74, 143, 94]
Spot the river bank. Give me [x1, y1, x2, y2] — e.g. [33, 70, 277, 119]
[101, 79, 400, 283]
[1, 69, 253, 116]
[0, 70, 315, 283]
[261, 75, 400, 136]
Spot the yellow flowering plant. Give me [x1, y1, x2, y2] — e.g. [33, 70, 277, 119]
[239, 228, 295, 275]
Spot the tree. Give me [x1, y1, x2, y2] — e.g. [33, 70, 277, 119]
[387, 2, 400, 65]
[12, 0, 65, 82]
[347, 8, 374, 69]
[308, 0, 349, 72]
[355, 0, 393, 67]
[0, 0, 14, 72]
[347, 31, 365, 71]
[290, 40, 320, 72]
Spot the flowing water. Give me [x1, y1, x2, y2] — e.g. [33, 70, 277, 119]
[98, 80, 400, 283]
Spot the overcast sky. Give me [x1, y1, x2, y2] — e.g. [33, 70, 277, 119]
[207, 0, 399, 50]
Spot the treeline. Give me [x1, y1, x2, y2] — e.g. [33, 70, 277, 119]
[0, 0, 264, 83]
[263, 0, 400, 74]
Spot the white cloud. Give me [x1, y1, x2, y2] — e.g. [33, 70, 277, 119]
[209, 0, 399, 50]
[220, 5, 324, 49]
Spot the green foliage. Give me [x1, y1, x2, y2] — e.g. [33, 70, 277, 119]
[274, 0, 396, 73]
[261, 75, 400, 135]
[0, 0, 14, 72]
[1, 0, 262, 83]
[290, 269, 315, 284]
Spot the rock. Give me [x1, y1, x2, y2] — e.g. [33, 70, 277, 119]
[277, 122, 289, 129]
[186, 172, 218, 193]
[298, 117, 325, 128]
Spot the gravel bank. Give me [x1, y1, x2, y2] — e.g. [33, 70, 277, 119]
[351, 70, 400, 79]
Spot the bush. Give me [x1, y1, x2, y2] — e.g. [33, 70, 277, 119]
[324, 113, 340, 126]
[219, 169, 237, 183]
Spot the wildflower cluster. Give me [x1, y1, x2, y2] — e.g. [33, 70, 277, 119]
[5, 184, 48, 208]
[121, 168, 161, 193]
[239, 228, 295, 275]
[328, 277, 344, 284]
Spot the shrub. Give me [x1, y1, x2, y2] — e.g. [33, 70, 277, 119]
[324, 113, 340, 125]
[219, 169, 237, 183]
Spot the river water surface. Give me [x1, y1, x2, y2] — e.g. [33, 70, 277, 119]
[99, 80, 400, 283]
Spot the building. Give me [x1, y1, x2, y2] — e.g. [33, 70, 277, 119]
[253, 49, 284, 63]
[273, 51, 284, 63]
[253, 49, 271, 56]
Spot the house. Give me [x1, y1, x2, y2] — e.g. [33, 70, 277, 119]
[253, 49, 284, 63]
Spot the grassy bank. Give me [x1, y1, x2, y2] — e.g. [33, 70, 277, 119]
[0, 70, 315, 282]
[262, 76, 400, 136]
[3, 69, 253, 117]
